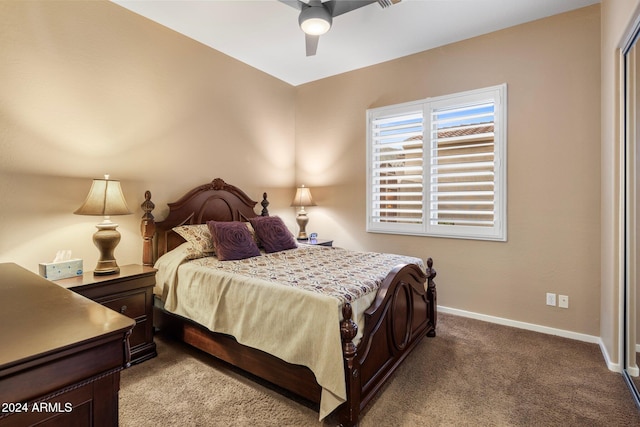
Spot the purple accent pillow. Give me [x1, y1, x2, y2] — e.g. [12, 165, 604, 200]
[206, 221, 261, 261]
[249, 216, 297, 253]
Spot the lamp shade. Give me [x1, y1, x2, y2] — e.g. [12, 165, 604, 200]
[290, 185, 317, 207]
[74, 176, 131, 216]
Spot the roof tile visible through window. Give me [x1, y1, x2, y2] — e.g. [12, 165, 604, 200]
[438, 123, 494, 138]
[403, 123, 495, 142]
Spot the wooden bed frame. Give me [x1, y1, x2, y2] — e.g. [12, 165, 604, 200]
[140, 178, 437, 426]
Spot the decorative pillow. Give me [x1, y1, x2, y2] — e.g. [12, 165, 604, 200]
[172, 224, 214, 259]
[245, 221, 260, 246]
[206, 221, 261, 261]
[249, 216, 298, 253]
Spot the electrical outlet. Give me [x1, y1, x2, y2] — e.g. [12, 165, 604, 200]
[558, 295, 569, 309]
[546, 293, 556, 306]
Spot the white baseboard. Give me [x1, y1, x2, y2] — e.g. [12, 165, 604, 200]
[438, 305, 621, 372]
[602, 340, 623, 373]
[630, 344, 640, 377]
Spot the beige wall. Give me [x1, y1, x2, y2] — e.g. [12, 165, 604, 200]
[295, 6, 602, 335]
[0, 1, 296, 273]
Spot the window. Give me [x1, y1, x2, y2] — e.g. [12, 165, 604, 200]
[366, 84, 507, 241]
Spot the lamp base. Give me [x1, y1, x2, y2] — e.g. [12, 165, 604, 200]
[93, 263, 120, 276]
[92, 221, 121, 276]
[296, 210, 309, 240]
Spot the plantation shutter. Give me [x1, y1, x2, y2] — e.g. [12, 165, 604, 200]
[366, 84, 506, 241]
[370, 109, 424, 229]
[429, 101, 497, 228]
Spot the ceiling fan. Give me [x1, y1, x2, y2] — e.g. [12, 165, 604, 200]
[279, 0, 402, 56]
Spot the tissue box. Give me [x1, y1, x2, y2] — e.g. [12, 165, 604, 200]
[39, 259, 83, 280]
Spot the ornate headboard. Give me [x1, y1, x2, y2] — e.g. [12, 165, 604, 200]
[141, 178, 269, 265]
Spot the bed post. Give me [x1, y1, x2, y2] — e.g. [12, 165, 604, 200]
[425, 257, 437, 337]
[141, 190, 155, 267]
[261, 192, 269, 216]
[339, 303, 361, 427]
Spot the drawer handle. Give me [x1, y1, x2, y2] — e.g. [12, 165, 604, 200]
[120, 305, 127, 314]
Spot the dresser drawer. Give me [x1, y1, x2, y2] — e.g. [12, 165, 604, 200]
[100, 291, 146, 319]
[129, 318, 147, 348]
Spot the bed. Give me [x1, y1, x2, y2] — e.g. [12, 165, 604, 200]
[140, 178, 437, 426]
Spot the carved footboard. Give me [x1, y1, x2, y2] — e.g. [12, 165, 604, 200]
[339, 259, 437, 426]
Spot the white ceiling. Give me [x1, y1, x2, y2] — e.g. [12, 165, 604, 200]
[112, 0, 599, 86]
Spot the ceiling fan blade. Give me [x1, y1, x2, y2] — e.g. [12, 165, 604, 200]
[278, 0, 302, 11]
[305, 33, 319, 56]
[377, 0, 401, 8]
[325, 0, 376, 17]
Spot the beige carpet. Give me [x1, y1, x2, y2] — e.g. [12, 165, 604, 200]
[119, 313, 640, 426]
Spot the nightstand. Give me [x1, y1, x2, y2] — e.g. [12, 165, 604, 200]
[54, 264, 157, 365]
[298, 238, 333, 247]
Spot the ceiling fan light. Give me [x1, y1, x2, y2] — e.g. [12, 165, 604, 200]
[299, 6, 332, 36]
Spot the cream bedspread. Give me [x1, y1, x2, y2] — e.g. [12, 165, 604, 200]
[154, 243, 425, 420]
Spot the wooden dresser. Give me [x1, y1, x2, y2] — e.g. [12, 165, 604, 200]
[0, 263, 134, 427]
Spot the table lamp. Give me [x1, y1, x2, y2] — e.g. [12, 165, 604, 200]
[290, 185, 316, 240]
[74, 174, 132, 275]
